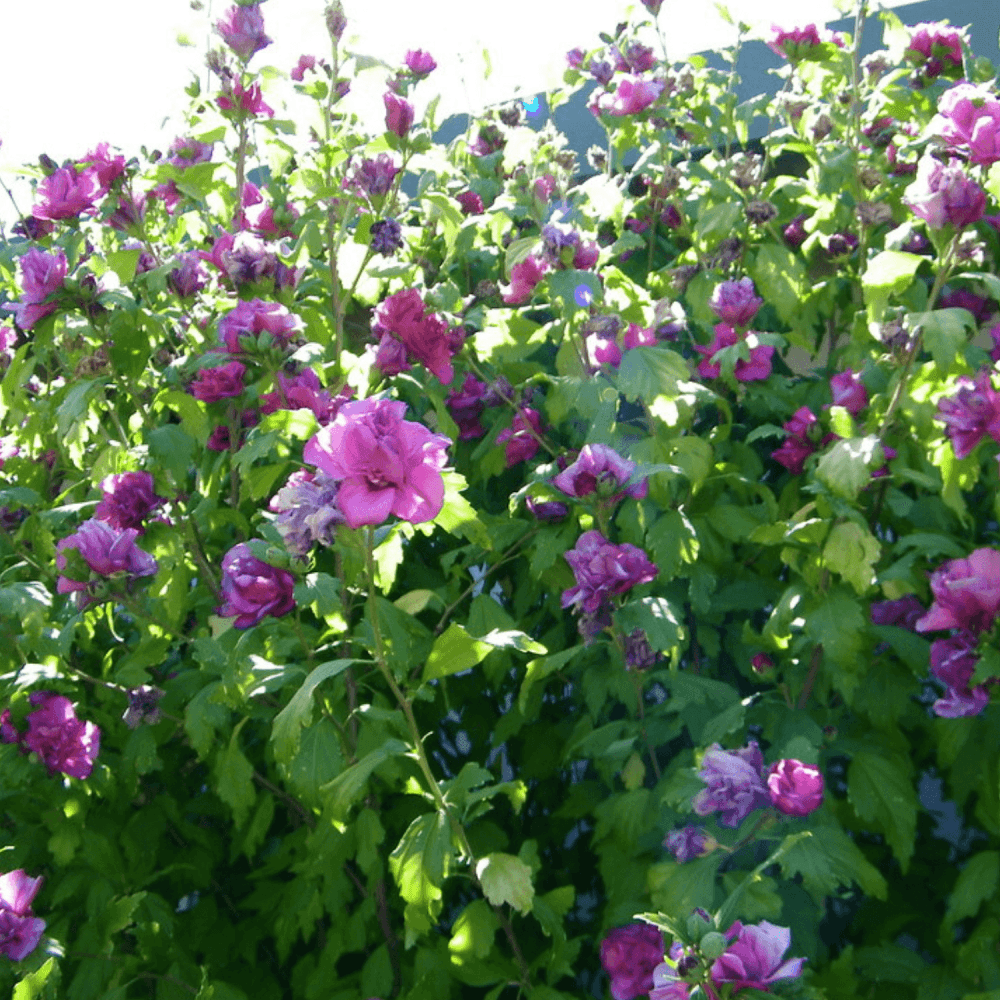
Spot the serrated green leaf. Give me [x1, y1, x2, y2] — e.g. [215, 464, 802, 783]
[821, 521, 881, 594]
[778, 825, 888, 902]
[848, 751, 917, 870]
[271, 659, 355, 764]
[943, 851, 999, 930]
[476, 852, 534, 913]
[214, 719, 255, 827]
[322, 739, 408, 820]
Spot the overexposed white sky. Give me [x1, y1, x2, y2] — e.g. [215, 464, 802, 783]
[0, 0, 911, 226]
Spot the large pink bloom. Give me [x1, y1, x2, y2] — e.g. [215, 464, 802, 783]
[934, 82, 1000, 166]
[711, 921, 805, 991]
[501, 255, 548, 305]
[600, 924, 664, 1000]
[553, 444, 647, 502]
[767, 759, 824, 816]
[216, 3, 271, 61]
[916, 548, 1000, 635]
[372, 289, 455, 384]
[56, 518, 158, 609]
[561, 531, 657, 614]
[32, 166, 101, 221]
[696, 323, 774, 382]
[594, 75, 664, 116]
[0, 870, 46, 961]
[304, 398, 451, 529]
[217, 298, 299, 353]
[1, 692, 101, 780]
[217, 543, 296, 628]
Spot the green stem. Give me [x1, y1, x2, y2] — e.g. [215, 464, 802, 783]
[363, 528, 532, 992]
[877, 237, 956, 437]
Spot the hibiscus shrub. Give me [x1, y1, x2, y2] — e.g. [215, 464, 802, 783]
[1, 1, 999, 997]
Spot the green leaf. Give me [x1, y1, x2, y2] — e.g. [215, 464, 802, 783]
[970, 646, 1000, 688]
[821, 521, 881, 595]
[749, 244, 808, 330]
[914, 308, 974, 369]
[648, 855, 718, 917]
[147, 425, 197, 486]
[855, 945, 927, 983]
[696, 202, 743, 248]
[778, 825, 888, 902]
[449, 899, 500, 961]
[616, 597, 684, 653]
[423, 625, 544, 681]
[390, 811, 454, 945]
[13, 958, 57, 999]
[814, 436, 884, 500]
[848, 750, 917, 870]
[616, 347, 689, 403]
[271, 659, 356, 765]
[943, 851, 1000, 930]
[476, 852, 535, 913]
[862, 250, 925, 321]
[434, 471, 492, 548]
[106, 249, 142, 285]
[322, 739, 407, 820]
[214, 719, 255, 827]
[547, 269, 603, 314]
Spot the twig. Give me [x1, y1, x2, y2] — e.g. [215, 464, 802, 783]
[796, 644, 823, 710]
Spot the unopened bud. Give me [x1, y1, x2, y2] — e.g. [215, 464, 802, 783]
[325, 1, 346, 41]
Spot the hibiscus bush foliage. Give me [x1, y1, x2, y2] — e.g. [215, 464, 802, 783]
[2, 0, 1000, 997]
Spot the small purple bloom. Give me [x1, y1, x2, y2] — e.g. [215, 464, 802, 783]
[56, 519, 158, 609]
[218, 299, 300, 354]
[370, 217, 403, 256]
[123, 685, 165, 729]
[405, 49, 436, 78]
[348, 154, 400, 198]
[268, 469, 344, 556]
[600, 924, 664, 1000]
[561, 531, 657, 614]
[168, 252, 209, 298]
[0, 870, 46, 961]
[692, 741, 770, 828]
[664, 825, 711, 863]
[767, 759, 824, 816]
[446, 374, 490, 439]
[496, 409, 544, 466]
[916, 548, 1000, 635]
[216, 3, 272, 61]
[191, 360, 247, 403]
[711, 921, 806, 991]
[384, 92, 415, 137]
[20, 692, 100, 779]
[929, 634, 990, 718]
[870, 595, 925, 630]
[217, 543, 296, 628]
[936, 369, 1000, 459]
[830, 369, 868, 415]
[525, 496, 568, 522]
[94, 472, 165, 532]
[456, 190, 484, 215]
[167, 137, 214, 166]
[709, 277, 763, 327]
[553, 444, 647, 502]
[783, 213, 809, 248]
[906, 156, 986, 230]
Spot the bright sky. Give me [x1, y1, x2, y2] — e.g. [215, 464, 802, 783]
[0, 0, 910, 227]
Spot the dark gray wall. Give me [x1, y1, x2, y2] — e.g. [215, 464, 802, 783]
[430, 1, 1000, 165]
